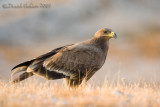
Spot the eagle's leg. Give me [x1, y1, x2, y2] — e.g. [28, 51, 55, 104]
[64, 78, 83, 87]
[64, 69, 97, 87]
[64, 71, 86, 87]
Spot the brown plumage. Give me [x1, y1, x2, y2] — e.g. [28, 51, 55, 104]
[10, 28, 117, 87]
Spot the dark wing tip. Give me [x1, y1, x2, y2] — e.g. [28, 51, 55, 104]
[11, 60, 34, 71]
[11, 66, 18, 71]
[11, 44, 73, 71]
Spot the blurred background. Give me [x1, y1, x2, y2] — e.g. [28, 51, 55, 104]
[0, 0, 160, 84]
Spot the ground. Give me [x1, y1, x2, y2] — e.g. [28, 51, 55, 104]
[0, 79, 160, 107]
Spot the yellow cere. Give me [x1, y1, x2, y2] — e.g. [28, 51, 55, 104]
[106, 32, 115, 38]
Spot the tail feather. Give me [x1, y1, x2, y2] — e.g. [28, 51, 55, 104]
[11, 66, 28, 77]
[10, 72, 34, 84]
[11, 60, 34, 84]
[11, 60, 34, 76]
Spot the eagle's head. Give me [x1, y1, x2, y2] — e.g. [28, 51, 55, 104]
[94, 28, 117, 39]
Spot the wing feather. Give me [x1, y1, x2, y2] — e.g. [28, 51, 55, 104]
[43, 45, 104, 77]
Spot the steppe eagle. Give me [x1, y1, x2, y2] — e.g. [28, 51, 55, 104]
[11, 28, 117, 87]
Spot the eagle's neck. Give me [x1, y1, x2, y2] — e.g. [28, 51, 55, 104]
[90, 37, 109, 53]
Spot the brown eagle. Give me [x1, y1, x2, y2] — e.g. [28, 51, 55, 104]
[10, 28, 117, 87]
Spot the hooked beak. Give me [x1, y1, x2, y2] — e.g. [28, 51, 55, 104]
[110, 32, 117, 39]
[113, 33, 117, 39]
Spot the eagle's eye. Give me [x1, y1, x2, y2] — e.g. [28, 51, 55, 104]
[104, 31, 108, 34]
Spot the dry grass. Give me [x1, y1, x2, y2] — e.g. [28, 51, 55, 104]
[0, 79, 160, 107]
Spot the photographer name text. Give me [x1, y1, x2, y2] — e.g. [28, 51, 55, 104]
[2, 3, 51, 9]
